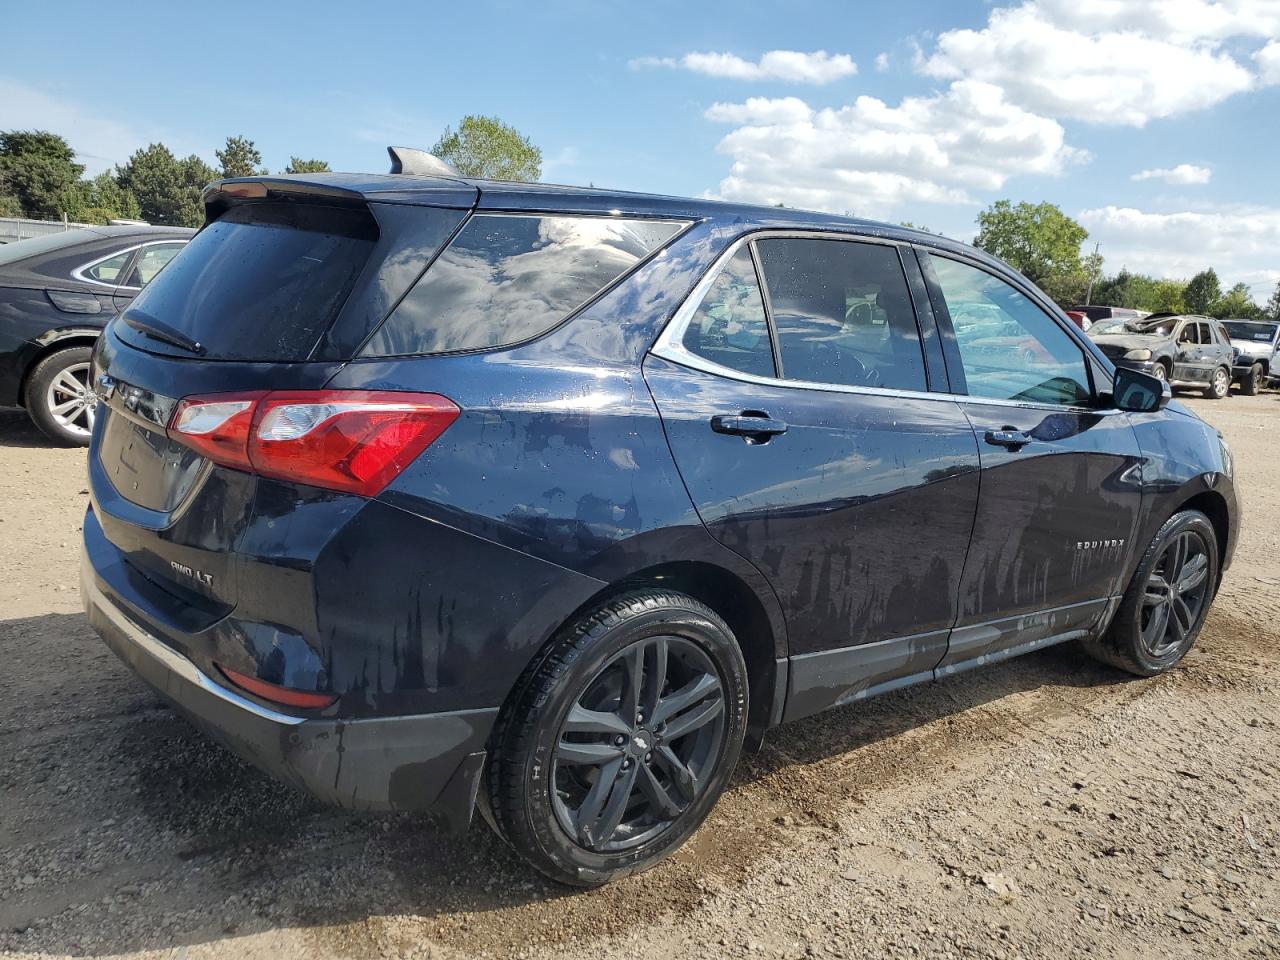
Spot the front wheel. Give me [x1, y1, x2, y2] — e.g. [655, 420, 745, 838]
[24, 345, 97, 446]
[1204, 365, 1230, 399]
[1082, 510, 1218, 676]
[1151, 362, 1169, 384]
[1238, 363, 1263, 396]
[486, 589, 748, 886]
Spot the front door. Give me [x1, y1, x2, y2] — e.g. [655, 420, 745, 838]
[920, 250, 1144, 673]
[646, 236, 981, 719]
[1172, 319, 1203, 382]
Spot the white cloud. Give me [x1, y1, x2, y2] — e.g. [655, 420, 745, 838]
[1258, 40, 1280, 82]
[0, 77, 182, 176]
[630, 50, 856, 84]
[920, 1, 1266, 126]
[1079, 204, 1280, 299]
[707, 81, 1086, 219]
[1131, 163, 1213, 184]
[874, 52, 891, 72]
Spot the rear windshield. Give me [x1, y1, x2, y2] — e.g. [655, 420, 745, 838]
[361, 213, 685, 356]
[118, 201, 377, 361]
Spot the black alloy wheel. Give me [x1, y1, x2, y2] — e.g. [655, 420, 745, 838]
[486, 589, 748, 886]
[1140, 530, 1212, 659]
[1081, 510, 1218, 676]
[551, 634, 726, 852]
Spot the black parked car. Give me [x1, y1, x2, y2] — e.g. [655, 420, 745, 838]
[82, 165, 1238, 886]
[1087, 313, 1234, 398]
[0, 225, 193, 443]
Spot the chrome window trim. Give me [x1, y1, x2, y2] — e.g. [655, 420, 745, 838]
[72, 239, 188, 291]
[650, 229, 1123, 417]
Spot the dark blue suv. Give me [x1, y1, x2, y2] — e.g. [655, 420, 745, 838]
[82, 166, 1238, 886]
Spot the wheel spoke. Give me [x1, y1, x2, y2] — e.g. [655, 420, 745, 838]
[642, 636, 668, 719]
[1166, 534, 1188, 580]
[620, 645, 644, 721]
[652, 672, 719, 727]
[575, 757, 623, 846]
[54, 371, 83, 395]
[556, 739, 624, 766]
[1177, 553, 1208, 594]
[652, 745, 698, 801]
[662, 695, 724, 742]
[1143, 575, 1170, 606]
[580, 760, 638, 848]
[51, 397, 83, 417]
[1166, 599, 1187, 645]
[564, 703, 630, 737]
[1171, 594, 1195, 635]
[636, 760, 685, 820]
[1145, 601, 1171, 648]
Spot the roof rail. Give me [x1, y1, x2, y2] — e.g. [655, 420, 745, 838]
[387, 146, 460, 178]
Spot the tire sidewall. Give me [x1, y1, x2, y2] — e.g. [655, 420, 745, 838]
[1208, 366, 1230, 399]
[25, 345, 95, 446]
[1116, 511, 1219, 674]
[519, 604, 748, 886]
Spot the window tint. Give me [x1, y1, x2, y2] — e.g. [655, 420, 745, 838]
[125, 242, 185, 287]
[1178, 322, 1198, 344]
[119, 201, 377, 361]
[86, 249, 132, 283]
[754, 238, 926, 390]
[1198, 322, 1214, 345]
[681, 247, 774, 377]
[929, 254, 1092, 406]
[363, 214, 684, 357]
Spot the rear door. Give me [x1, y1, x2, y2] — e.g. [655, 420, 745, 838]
[919, 250, 1144, 673]
[646, 233, 980, 718]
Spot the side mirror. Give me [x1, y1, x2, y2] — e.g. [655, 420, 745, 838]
[1113, 366, 1170, 412]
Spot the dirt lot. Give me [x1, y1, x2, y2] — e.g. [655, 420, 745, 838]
[1, 393, 1278, 960]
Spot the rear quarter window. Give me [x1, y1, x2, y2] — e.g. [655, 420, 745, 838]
[361, 213, 685, 356]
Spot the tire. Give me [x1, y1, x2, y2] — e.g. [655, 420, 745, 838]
[1204, 365, 1230, 400]
[23, 345, 97, 446]
[1238, 363, 1263, 396]
[486, 589, 748, 886]
[1081, 510, 1218, 677]
[1152, 361, 1169, 384]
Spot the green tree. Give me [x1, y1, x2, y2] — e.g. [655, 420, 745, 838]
[974, 200, 1089, 303]
[284, 157, 331, 174]
[62, 172, 142, 224]
[1149, 279, 1188, 314]
[431, 115, 541, 181]
[0, 130, 85, 219]
[1212, 282, 1262, 319]
[118, 144, 217, 227]
[1183, 269, 1221, 315]
[216, 135, 265, 179]
[1266, 281, 1280, 321]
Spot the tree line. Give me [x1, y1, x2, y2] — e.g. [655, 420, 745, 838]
[973, 199, 1279, 321]
[0, 115, 541, 229]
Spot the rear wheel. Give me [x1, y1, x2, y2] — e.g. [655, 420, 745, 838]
[1082, 510, 1218, 676]
[486, 589, 748, 886]
[1238, 363, 1264, 396]
[1204, 365, 1230, 399]
[24, 345, 97, 446]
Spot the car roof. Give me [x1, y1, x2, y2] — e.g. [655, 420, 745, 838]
[77, 224, 196, 239]
[210, 172, 1007, 273]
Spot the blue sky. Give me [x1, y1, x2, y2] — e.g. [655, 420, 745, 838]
[3, 0, 1279, 297]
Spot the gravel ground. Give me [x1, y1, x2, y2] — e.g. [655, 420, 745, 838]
[1, 393, 1278, 960]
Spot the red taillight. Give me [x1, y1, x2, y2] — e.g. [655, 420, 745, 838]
[217, 664, 338, 709]
[168, 389, 459, 496]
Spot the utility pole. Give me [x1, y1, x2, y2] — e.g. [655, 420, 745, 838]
[1085, 241, 1101, 305]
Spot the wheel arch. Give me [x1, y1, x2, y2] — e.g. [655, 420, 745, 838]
[17, 329, 100, 407]
[1178, 489, 1231, 585]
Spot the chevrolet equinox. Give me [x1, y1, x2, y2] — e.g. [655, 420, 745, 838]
[83, 155, 1238, 886]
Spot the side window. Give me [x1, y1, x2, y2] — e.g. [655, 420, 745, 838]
[1197, 322, 1214, 346]
[125, 243, 185, 288]
[754, 238, 927, 390]
[84, 249, 133, 284]
[681, 247, 775, 377]
[1178, 322, 1198, 344]
[928, 254, 1092, 406]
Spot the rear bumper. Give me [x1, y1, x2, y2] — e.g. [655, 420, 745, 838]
[81, 545, 495, 829]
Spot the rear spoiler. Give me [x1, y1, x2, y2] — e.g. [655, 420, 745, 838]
[202, 178, 369, 222]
